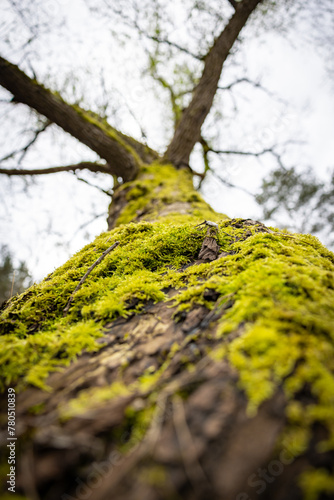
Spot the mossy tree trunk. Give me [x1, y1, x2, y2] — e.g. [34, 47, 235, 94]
[1, 1, 334, 499]
[1, 163, 334, 500]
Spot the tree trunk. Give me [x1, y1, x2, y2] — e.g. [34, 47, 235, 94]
[1, 163, 334, 500]
[0, 4, 333, 499]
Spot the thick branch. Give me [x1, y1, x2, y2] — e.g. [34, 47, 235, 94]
[226, 0, 239, 10]
[0, 57, 150, 180]
[164, 0, 262, 167]
[0, 161, 111, 176]
[228, 0, 240, 10]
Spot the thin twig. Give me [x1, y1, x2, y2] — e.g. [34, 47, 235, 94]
[63, 241, 120, 316]
[211, 170, 255, 197]
[0, 161, 111, 176]
[106, 5, 202, 60]
[207, 145, 289, 172]
[73, 173, 113, 196]
[218, 77, 287, 104]
[72, 213, 106, 238]
[0, 120, 51, 163]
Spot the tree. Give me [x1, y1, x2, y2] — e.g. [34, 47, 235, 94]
[0, 245, 33, 304]
[1, 1, 334, 499]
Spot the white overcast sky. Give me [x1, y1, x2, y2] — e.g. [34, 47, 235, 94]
[0, 0, 334, 281]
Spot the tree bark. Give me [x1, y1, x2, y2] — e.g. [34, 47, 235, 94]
[0, 57, 158, 180]
[0, 4, 333, 498]
[164, 0, 262, 167]
[0, 204, 334, 500]
[1, 170, 333, 500]
[6, 291, 287, 500]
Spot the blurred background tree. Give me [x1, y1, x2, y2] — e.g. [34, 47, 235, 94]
[0, 245, 33, 304]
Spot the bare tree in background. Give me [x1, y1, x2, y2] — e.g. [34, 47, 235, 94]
[0, 245, 33, 304]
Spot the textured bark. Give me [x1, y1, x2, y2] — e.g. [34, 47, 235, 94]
[1, 205, 333, 499]
[0, 57, 158, 180]
[164, 0, 262, 167]
[1, 289, 285, 500]
[2, 259, 330, 500]
[198, 228, 221, 261]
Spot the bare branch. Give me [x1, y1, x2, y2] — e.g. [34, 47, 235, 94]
[0, 161, 112, 176]
[211, 169, 255, 196]
[72, 212, 106, 238]
[104, 5, 202, 60]
[148, 67, 181, 126]
[0, 120, 51, 164]
[145, 34, 203, 61]
[207, 145, 289, 171]
[73, 172, 113, 196]
[198, 137, 212, 188]
[218, 77, 287, 103]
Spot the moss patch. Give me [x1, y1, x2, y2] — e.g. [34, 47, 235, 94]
[1, 211, 334, 498]
[71, 105, 143, 166]
[114, 162, 219, 226]
[299, 468, 334, 500]
[0, 217, 219, 389]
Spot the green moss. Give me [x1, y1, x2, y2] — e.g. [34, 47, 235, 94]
[120, 404, 156, 453]
[1, 168, 334, 498]
[71, 105, 142, 166]
[0, 319, 104, 390]
[0, 495, 28, 500]
[60, 340, 181, 421]
[0, 218, 208, 389]
[28, 402, 46, 415]
[60, 380, 132, 420]
[138, 465, 167, 487]
[299, 468, 334, 500]
[114, 162, 219, 226]
[2, 216, 333, 418]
